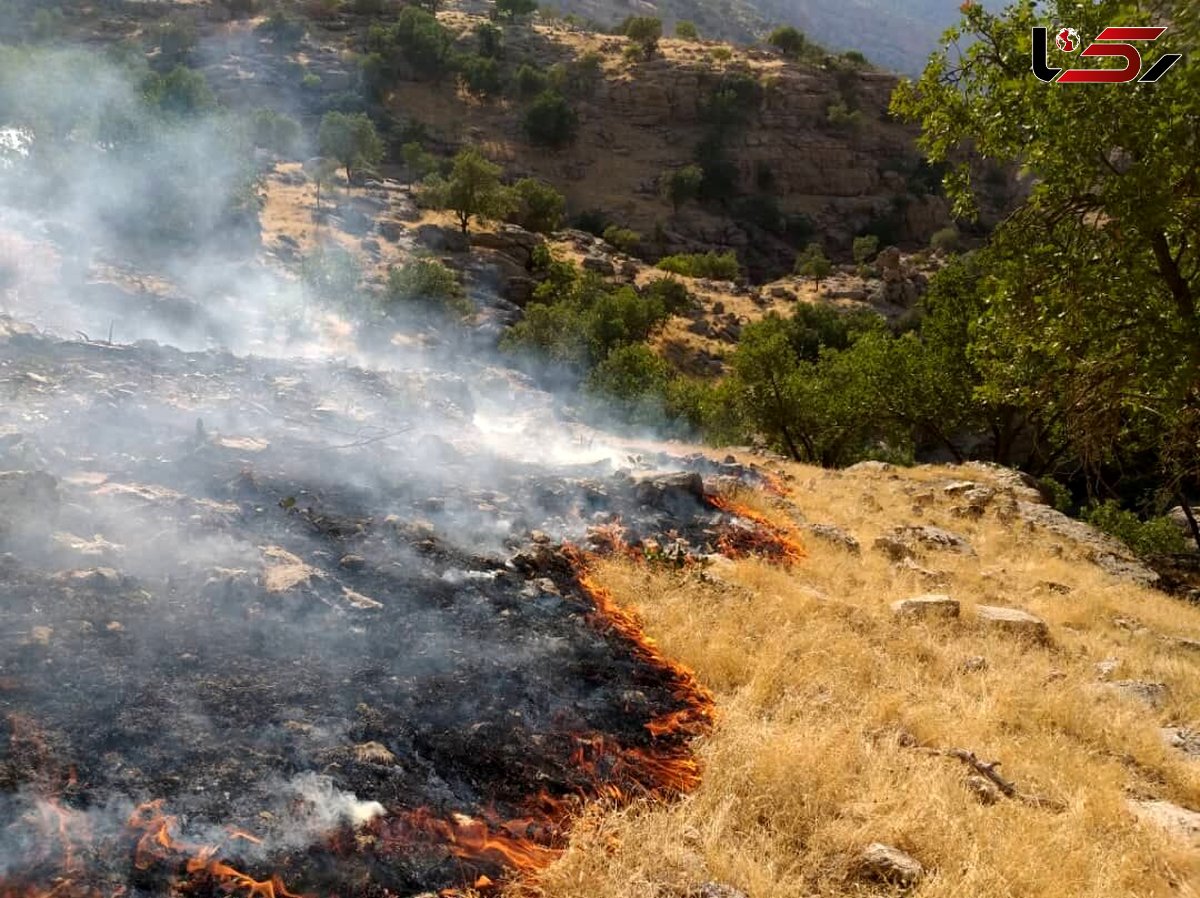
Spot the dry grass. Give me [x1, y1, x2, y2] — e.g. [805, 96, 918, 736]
[529, 461, 1200, 897]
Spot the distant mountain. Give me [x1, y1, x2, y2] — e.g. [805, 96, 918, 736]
[751, 0, 972, 73]
[544, 0, 974, 73]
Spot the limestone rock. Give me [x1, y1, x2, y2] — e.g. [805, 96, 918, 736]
[1161, 727, 1200, 758]
[974, 605, 1049, 642]
[1104, 680, 1168, 709]
[1129, 799, 1200, 848]
[414, 224, 469, 253]
[805, 523, 860, 554]
[857, 843, 923, 887]
[691, 884, 749, 898]
[891, 594, 961, 620]
[875, 525, 974, 559]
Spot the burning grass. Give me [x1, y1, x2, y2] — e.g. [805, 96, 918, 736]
[530, 461, 1200, 898]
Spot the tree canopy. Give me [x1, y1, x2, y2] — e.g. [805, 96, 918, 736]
[421, 147, 514, 235]
[317, 111, 383, 184]
[892, 0, 1200, 515]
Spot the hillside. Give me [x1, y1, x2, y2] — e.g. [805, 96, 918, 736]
[531, 0, 993, 74]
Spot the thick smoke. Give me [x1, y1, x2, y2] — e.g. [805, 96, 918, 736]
[0, 28, 709, 895]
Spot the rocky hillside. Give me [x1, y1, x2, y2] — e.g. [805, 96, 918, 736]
[178, 3, 954, 276]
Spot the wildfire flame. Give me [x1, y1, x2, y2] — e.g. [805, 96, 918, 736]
[5, 531, 729, 898]
[705, 492, 806, 564]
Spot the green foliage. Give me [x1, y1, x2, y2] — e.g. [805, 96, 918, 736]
[572, 209, 609, 237]
[522, 90, 578, 148]
[619, 16, 662, 57]
[256, 11, 306, 47]
[248, 108, 301, 156]
[698, 70, 762, 133]
[372, 7, 456, 82]
[708, 46, 733, 62]
[386, 256, 470, 316]
[475, 22, 504, 58]
[1082, 501, 1187, 558]
[495, 0, 538, 19]
[318, 111, 383, 183]
[513, 62, 549, 98]
[888, 0, 1200, 512]
[503, 259, 675, 369]
[767, 25, 805, 57]
[661, 164, 703, 212]
[507, 177, 565, 234]
[852, 234, 879, 265]
[586, 343, 673, 422]
[602, 225, 641, 253]
[301, 244, 362, 303]
[420, 146, 514, 234]
[674, 20, 699, 40]
[460, 55, 506, 98]
[794, 243, 832, 286]
[826, 100, 862, 129]
[929, 225, 959, 253]
[145, 66, 215, 117]
[841, 50, 868, 66]
[657, 251, 739, 281]
[401, 141, 440, 181]
[643, 276, 692, 314]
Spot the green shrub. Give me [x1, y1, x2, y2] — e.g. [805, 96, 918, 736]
[619, 15, 662, 57]
[572, 209, 609, 236]
[602, 225, 641, 253]
[460, 55, 505, 98]
[767, 25, 805, 57]
[386, 257, 470, 316]
[1082, 500, 1187, 558]
[402, 141, 441, 181]
[146, 66, 215, 116]
[508, 178, 565, 234]
[826, 101, 862, 129]
[656, 251, 739, 280]
[852, 234, 879, 265]
[495, 0, 538, 19]
[674, 20, 699, 40]
[522, 90, 578, 147]
[643, 276, 691, 314]
[709, 46, 732, 62]
[513, 62, 549, 98]
[475, 22, 503, 58]
[661, 163, 703, 212]
[794, 242, 832, 286]
[248, 108, 301, 156]
[930, 225, 961, 253]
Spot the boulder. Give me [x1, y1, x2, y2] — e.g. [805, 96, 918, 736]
[415, 224, 469, 253]
[1104, 680, 1168, 709]
[974, 605, 1049, 642]
[633, 472, 705, 512]
[891, 593, 960, 619]
[690, 885, 748, 898]
[856, 843, 923, 888]
[1129, 799, 1200, 848]
[1161, 726, 1200, 758]
[875, 525, 974, 560]
[805, 523, 860, 554]
[582, 253, 616, 276]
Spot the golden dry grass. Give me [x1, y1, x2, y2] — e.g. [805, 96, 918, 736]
[528, 461, 1200, 898]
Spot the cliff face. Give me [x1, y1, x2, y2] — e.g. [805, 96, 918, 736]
[384, 28, 950, 274]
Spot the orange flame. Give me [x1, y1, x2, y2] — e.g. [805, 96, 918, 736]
[127, 800, 303, 898]
[705, 493, 806, 564]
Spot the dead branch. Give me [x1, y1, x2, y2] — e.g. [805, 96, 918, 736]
[915, 746, 1067, 812]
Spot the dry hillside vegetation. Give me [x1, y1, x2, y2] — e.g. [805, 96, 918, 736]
[528, 461, 1200, 898]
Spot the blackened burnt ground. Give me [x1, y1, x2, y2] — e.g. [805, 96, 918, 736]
[0, 328, 755, 895]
